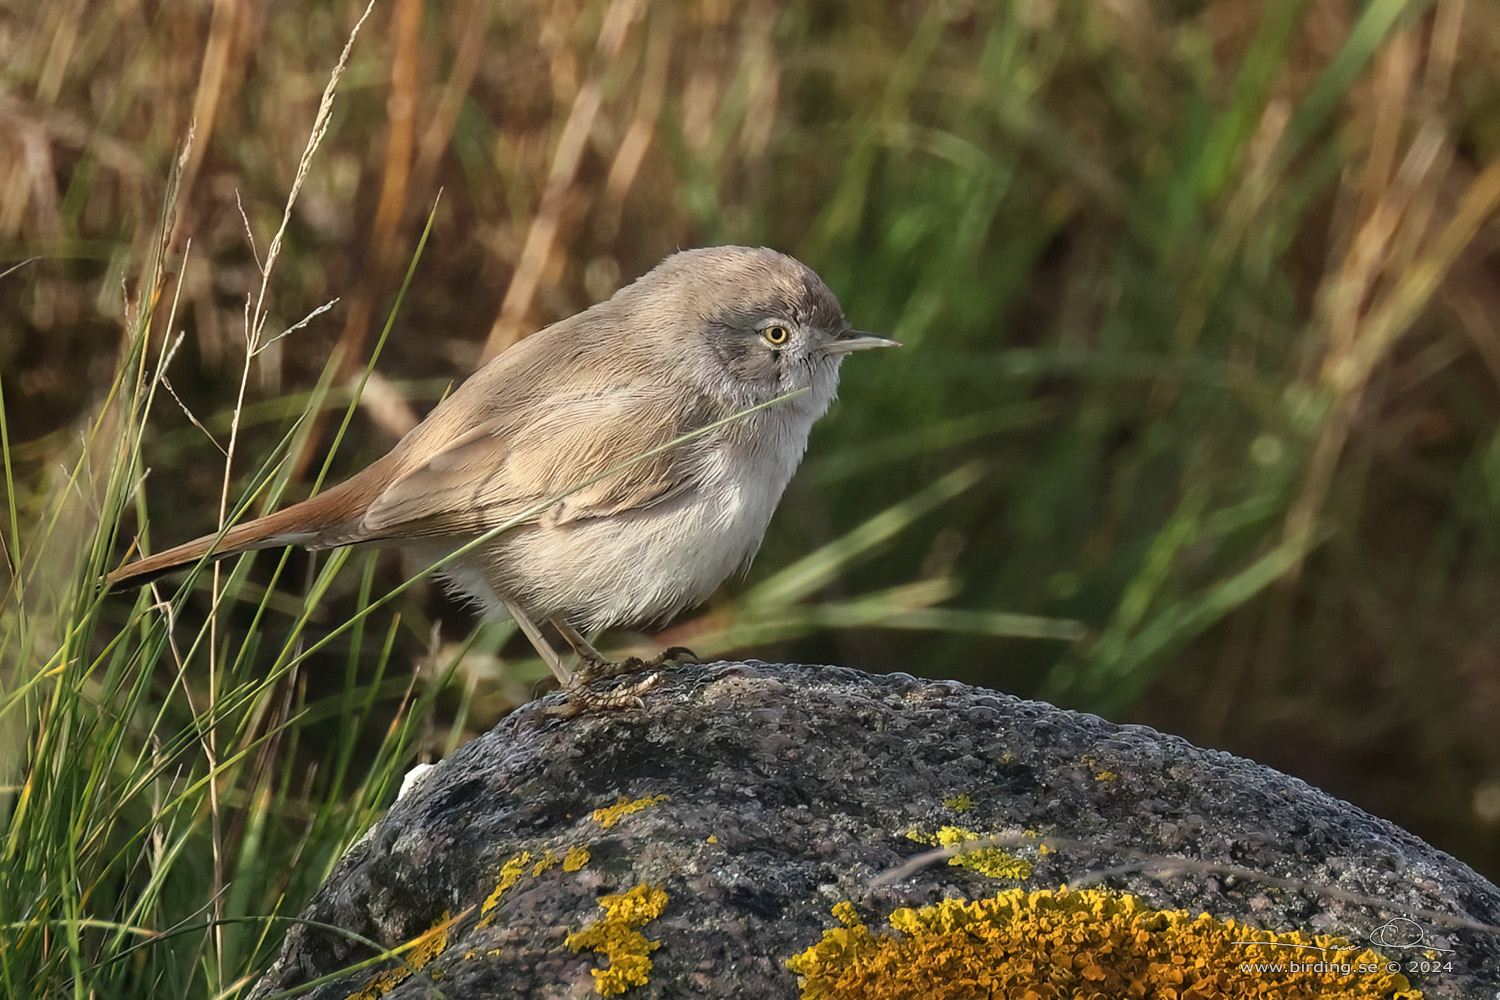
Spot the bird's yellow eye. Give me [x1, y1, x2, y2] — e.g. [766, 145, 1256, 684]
[762, 324, 790, 346]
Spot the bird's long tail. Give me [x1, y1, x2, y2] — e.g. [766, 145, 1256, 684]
[105, 472, 382, 589]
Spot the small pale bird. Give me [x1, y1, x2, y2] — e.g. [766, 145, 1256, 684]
[108, 246, 897, 708]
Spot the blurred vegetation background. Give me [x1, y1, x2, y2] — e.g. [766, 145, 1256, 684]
[4, 0, 1500, 992]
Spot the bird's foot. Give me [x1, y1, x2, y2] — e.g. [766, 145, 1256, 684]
[544, 670, 664, 718]
[576, 645, 698, 685]
[540, 647, 698, 718]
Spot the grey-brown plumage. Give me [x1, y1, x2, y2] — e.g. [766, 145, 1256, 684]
[108, 246, 896, 701]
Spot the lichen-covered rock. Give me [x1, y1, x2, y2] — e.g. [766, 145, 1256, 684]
[250, 662, 1500, 999]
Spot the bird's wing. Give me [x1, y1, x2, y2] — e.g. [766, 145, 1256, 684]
[354, 385, 717, 540]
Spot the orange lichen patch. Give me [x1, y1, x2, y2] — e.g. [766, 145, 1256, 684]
[593, 794, 670, 828]
[906, 826, 1034, 880]
[566, 884, 670, 996]
[345, 910, 451, 1000]
[788, 888, 1423, 1000]
[942, 794, 974, 812]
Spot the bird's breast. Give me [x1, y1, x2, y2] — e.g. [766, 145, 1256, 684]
[452, 418, 811, 633]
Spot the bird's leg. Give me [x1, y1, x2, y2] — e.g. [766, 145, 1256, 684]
[552, 618, 698, 684]
[505, 603, 662, 715]
[552, 618, 610, 673]
[546, 620, 701, 714]
[552, 620, 664, 707]
[503, 601, 574, 687]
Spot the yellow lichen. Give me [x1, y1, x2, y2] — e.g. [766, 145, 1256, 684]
[1079, 753, 1118, 781]
[906, 826, 1034, 880]
[788, 888, 1422, 1000]
[707, 834, 719, 843]
[593, 794, 670, 828]
[831, 901, 860, 927]
[408, 914, 449, 967]
[478, 846, 590, 928]
[479, 852, 532, 923]
[1020, 829, 1056, 854]
[566, 884, 669, 996]
[942, 794, 974, 812]
[346, 911, 451, 1000]
[350, 967, 404, 1000]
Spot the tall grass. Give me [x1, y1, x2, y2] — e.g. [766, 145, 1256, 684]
[0, 7, 462, 995]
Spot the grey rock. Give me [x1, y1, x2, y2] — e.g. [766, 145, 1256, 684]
[252, 661, 1500, 999]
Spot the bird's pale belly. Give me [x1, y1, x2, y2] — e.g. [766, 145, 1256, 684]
[435, 441, 796, 634]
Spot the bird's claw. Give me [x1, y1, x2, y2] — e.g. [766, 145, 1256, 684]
[575, 645, 698, 685]
[544, 670, 663, 718]
[542, 645, 697, 717]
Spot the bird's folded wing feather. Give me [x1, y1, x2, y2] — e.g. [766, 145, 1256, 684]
[355, 386, 715, 539]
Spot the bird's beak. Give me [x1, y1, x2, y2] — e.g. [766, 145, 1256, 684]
[824, 330, 901, 356]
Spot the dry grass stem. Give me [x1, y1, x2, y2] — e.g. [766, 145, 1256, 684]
[483, 0, 648, 360]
